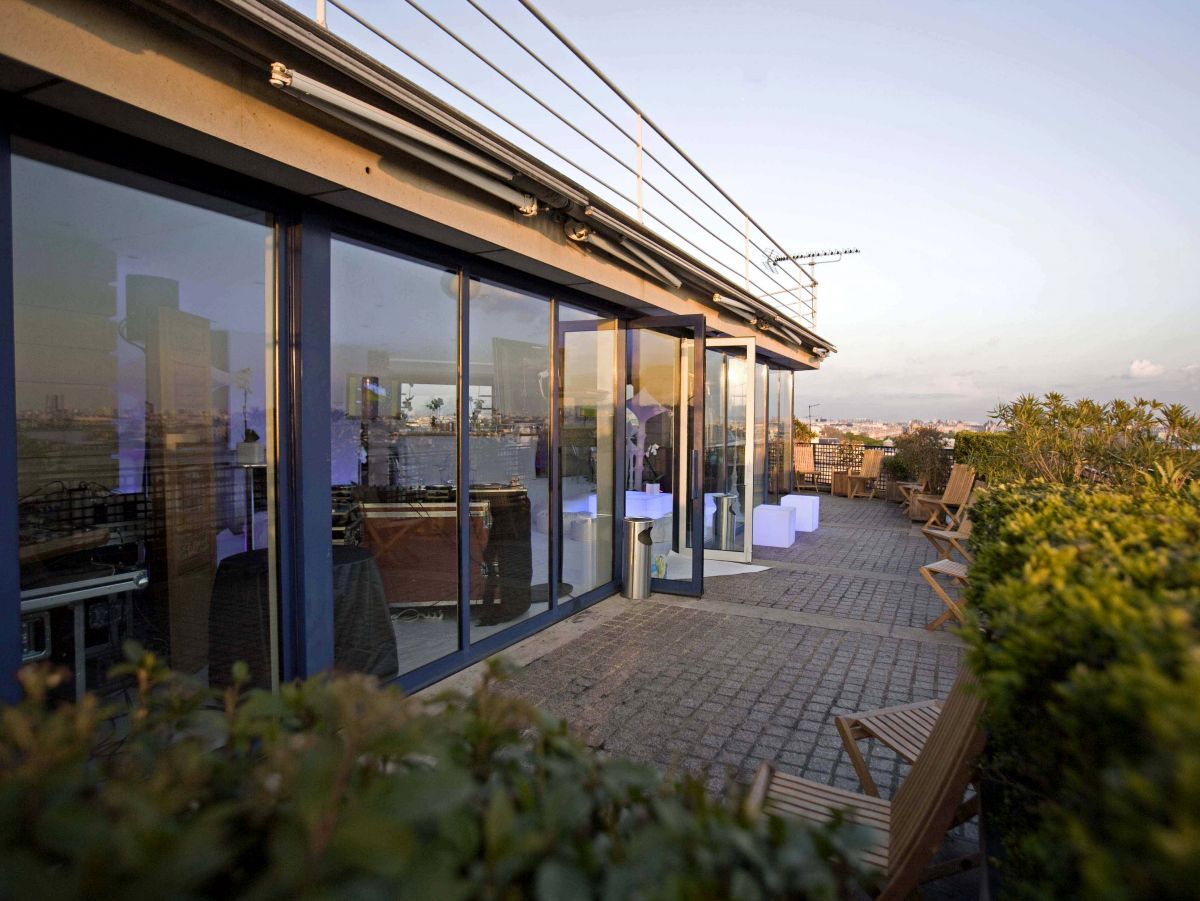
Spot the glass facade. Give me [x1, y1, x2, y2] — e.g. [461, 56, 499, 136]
[752, 361, 769, 511]
[12, 150, 279, 698]
[467, 280, 551, 644]
[767, 369, 795, 501]
[329, 236, 459, 677]
[2, 125, 807, 695]
[693, 344, 751, 555]
[559, 305, 616, 597]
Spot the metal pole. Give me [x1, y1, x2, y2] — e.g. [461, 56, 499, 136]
[635, 113, 644, 224]
[743, 216, 750, 290]
[316, 0, 327, 27]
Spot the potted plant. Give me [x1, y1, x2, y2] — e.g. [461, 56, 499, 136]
[882, 455, 910, 503]
[426, 396, 444, 429]
[892, 427, 951, 519]
[234, 367, 265, 465]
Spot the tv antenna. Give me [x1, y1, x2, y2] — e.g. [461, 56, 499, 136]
[766, 247, 860, 271]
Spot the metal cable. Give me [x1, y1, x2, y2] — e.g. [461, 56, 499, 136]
[515, 0, 817, 294]
[326, 0, 640, 209]
[398, 0, 803, 305]
[461, 0, 773, 253]
[325, 0, 811, 319]
[326, 0, 787, 302]
[461, 0, 811, 308]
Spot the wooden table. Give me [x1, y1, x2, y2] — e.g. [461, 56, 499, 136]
[831, 470, 850, 497]
[897, 481, 930, 520]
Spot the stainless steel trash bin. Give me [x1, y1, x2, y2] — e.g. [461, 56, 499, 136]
[713, 493, 738, 551]
[621, 516, 654, 599]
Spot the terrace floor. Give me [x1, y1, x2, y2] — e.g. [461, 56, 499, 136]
[434, 494, 978, 897]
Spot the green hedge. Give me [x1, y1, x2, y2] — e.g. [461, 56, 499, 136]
[953, 431, 1012, 483]
[0, 653, 872, 901]
[963, 484, 1200, 899]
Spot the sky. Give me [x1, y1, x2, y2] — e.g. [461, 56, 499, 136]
[296, 0, 1200, 422]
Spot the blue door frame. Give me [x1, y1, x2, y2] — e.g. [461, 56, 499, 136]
[0, 125, 20, 703]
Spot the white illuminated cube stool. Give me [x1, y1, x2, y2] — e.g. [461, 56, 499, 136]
[780, 494, 820, 533]
[752, 504, 796, 548]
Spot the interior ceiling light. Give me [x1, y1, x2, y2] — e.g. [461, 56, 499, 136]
[269, 63, 537, 216]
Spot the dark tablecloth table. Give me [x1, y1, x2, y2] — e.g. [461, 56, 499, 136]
[209, 546, 398, 689]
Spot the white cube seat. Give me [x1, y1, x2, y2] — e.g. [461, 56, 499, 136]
[780, 494, 820, 533]
[752, 504, 796, 548]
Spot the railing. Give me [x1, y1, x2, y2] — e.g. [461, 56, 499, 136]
[801, 443, 956, 496]
[308, 0, 818, 328]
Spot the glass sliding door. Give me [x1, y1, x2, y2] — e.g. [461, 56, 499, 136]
[12, 148, 279, 699]
[752, 361, 769, 512]
[767, 369, 794, 502]
[559, 306, 617, 599]
[467, 280, 552, 643]
[626, 317, 704, 596]
[330, 236, 458, 679]
[691, 338, 755, 562]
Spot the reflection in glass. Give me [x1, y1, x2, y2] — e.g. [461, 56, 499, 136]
[13, 152, 278, 700]
[691, 346, 749, 553]
[767, 369, 794, 501]
[559, 305, 616, 596]
[330, 237, 458, 677]
[753, 362, 769, 511]
[468, 280, 551, 642]
[626, 329, 682, 580]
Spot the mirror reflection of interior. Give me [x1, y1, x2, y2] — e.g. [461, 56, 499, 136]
[328, 251, 619, 677]
[625, 329, 679, 580]
[13, 149, 280, 701]
[559, 307, 616, 600]
[695, 345, 751, 556]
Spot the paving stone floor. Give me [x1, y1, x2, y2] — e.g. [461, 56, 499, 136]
[491, 494, 978, 898]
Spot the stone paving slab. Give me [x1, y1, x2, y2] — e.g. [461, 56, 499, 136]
[472, 494, 977, 897]
[711, 565, 947, 631]
[498, 600, 961, 794]
[751, 493, 936, 577]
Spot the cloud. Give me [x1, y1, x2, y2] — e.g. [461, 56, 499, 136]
[1129, 359, 1165, 379]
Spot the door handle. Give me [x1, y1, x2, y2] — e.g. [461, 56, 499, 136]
[691, 448, 701, 500]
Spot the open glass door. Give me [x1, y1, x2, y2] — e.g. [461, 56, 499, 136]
[625, 316, 705, 596]
[686, 337, 756, 563]
[558, 309, 618, 603]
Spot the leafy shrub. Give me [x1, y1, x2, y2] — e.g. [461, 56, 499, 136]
[0, 653, 873, 901]
[985, 393, 1199, 489]
[793, 419, 817, 443]
[892, 427, 951, 491]
[952, 431, 1011, 483]
[963, 483, 1200, 899]
[882, 454, 910, 482]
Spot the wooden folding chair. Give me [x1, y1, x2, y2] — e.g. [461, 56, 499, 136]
[920, 559, 969, 629]
[922, 513, 974, 563]
[847, 449, 884, 500]
[747, 668, 985, 899]
[915, 464, 975, 531]
[836, 696, 942, 797]
[793, 443, 819, 491]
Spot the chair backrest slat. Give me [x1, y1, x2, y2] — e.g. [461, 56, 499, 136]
[794, 444, 815, 472]
[882, 667, 985, 900]
[941, 464, 975, 506]
[860, 449, 883, 479]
